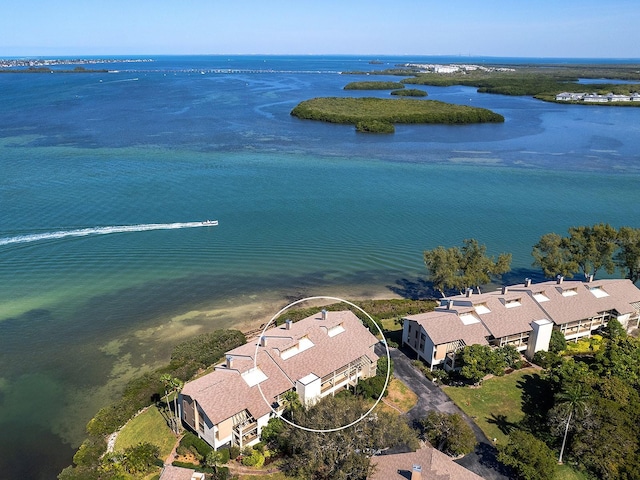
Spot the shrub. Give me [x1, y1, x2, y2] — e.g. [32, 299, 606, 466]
[189, 445, 204, 461]
[170, 329, 246, 379]
[176, 444, 189, 456]
[431, 368, 449, 383]
[211, 466, 231, 480]
[122, 442, 160, 474]
[549, 329, 567, 353]
[229, 445, 241, 459]
[412, 359, 434, 380]
[253, 442, 265, 454]
[241, 449, 265, 468]
[241, 446, 254, 457]
[498, 429, 557, 480]
[72, 437, 107, 467]
[532, 350, 561, 369]
[179, 431, 213, 458]
[357, 375, 388, 399]
[421, 411, 476, 457]
[218, 448, 230, 464]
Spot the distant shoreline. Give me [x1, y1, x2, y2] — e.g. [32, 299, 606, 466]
[0, 58, 152, 68]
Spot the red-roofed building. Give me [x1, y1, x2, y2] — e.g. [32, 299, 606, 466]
[402, 278, 640, 370]
[180, 310, 379, 450]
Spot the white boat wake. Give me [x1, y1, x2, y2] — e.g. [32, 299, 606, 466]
[0, 221, 218, 246]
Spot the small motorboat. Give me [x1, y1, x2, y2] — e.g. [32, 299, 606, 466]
[202, 220, 219, 226]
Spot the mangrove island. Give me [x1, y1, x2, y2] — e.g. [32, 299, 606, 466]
[290, 97, 504, 133]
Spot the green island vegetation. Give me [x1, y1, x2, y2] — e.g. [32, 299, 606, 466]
[390, 88, 427, 97]
[290, 97, 504, 134]
[345, 63, 640, 106]
[343, 80, 405, 90]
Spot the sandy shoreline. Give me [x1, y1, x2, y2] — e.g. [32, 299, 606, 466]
[175, 282, 403, 341]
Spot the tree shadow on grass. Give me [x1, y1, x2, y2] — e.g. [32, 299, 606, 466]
[517, 372, 554, 435]
[487, 413, 518, 436]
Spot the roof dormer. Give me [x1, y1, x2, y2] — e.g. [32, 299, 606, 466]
[505, 298, 522, 308]
[589, 285, 609, 298]
[473, 303, 491, 314]
[327, 323, 345, 337]
[280, 335, 315, 360]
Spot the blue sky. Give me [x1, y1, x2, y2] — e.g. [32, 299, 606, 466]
[2, 0, 639, 58]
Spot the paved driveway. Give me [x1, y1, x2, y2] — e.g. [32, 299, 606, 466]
[378, 344, 512, 480]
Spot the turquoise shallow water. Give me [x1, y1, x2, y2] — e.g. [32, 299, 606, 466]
[1, 55, 640, 478]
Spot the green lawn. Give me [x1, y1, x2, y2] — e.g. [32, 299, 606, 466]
[443, 368, 590, 480]
[442, 368, 538, 445]
[114, 405, 178, 461]
[555, 464, 591, 480]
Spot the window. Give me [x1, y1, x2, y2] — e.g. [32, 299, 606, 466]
[505, 298, 522, 308]
[281, 336, 315, 360]
[474, 303, 491, 314]
[589, 286, 609, 298]
[328, 323, 345, 337]
[241, 367, 268, 387]
[459, 313, 480, 325]
[533, 292, 549, 302]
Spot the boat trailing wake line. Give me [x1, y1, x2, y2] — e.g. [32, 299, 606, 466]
[0, 221, 218, 246]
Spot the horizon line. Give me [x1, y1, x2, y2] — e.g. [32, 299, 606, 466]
[2, 52, 640, 61]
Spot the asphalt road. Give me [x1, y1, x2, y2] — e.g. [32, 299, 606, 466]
[378, 344, 513, 480]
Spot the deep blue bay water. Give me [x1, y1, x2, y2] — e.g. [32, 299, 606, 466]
[1, 55, 640, 478]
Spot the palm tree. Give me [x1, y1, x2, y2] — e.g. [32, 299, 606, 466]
[160, 374, 174, 429]
[171, 377, 184, 434]
[282, 390, 302, 422]
[160, 374, 183, 434]
[556, 384, 590, 464]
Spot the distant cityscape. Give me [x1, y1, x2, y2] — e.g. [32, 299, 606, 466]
[0, 58, 153, 68]
[556, 91, 640, 102]
[400, 63, 516, 74]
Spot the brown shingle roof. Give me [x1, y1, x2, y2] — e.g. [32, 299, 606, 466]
[369, 444, 483, 480]
[182, 310, 379, 425]
[159, 465, 202, 480]
[405, 310, 490, 347]
[441, 290, 549, 339]
[510, 278, 640, 325]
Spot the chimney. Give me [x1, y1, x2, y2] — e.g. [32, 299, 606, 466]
[321, 309, 327, 321]
[260, 336, 267, 347]
[285, 319, 292, 330]
[502, 286, 508, 294]
[466, 288, 473, 297]
[556, 275, 564, 284]
[525, 278, 532, 287]
[226, 355, 233, 369]
[411, 464, 422, 480]
[446, 299, 454, 310]
[587, 274, 594, 283]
